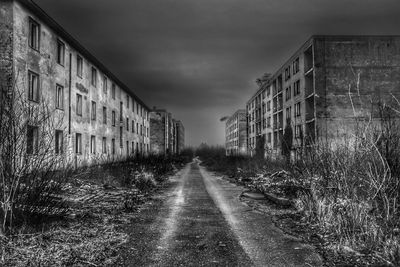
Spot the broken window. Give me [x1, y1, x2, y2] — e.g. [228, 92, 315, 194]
[28, 71, 39, 102]
[91, 101, 96, 120]
[295, 102, 301, 117]
[102, 137, 107, 154]
[91, 67, 97, 87]
[76, 133, 82, 154]
[120, 102, 123, 122]
[294, 80, 300, 96]
[57, 39, 65, 66]
[103, 76, 107, 94]
[77, 55, 83, 77]
[112, 83, 116, 99]
[29, 18, 40, 50]
[76, 94, 82, 116]
[56, 84, 64, 109]
[293, 57, 300, 74]
[112, 111, 116, 126]
[111, 139, 115, 154]
[103, 106, 107, 124]
[286, 106, 292, 120]
[27, 125, 39, 154]
[120, 127, 123, 147]
[90, 135, 96, 154]
[284, 66, 291, 81]
[286, 86, 292, 101]
[55, 130, 63, 154]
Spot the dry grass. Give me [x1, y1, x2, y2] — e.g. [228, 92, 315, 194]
[197, 124, 400, 266]
[0, 154, 193, 266]
[1, 217, 130, 266]
[0, 174, 140, 266]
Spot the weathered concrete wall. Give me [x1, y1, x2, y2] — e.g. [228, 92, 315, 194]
[149, 110, 180, 155]
[226, 110, 247, 156]
[174, 120, 185, 154]
[246, 36, 400, 158]
[11, 1, 150, 166]
[149, 111, 166, 155]
[0, 0, 13, 104]
[238, 111, 247, 155]
[314, 36, 400, 144]
[167, 112, 174, 154]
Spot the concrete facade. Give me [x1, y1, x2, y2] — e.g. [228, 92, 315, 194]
[150, 108, 185, 155]
[174, 120, 185, 154]
[247, 74, 272, 157]
[225, 109, 247, 156]
[246, 35, 400, 158]
[0, 0, 150, 167]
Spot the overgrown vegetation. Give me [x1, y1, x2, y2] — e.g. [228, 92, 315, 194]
[0, 77, 194, 265]
[0, 151, 193, 266]
[196, 112, 400, 266]
[0, 81, 72, 235]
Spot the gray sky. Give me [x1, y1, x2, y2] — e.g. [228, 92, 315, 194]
[35, 0, 400, 146]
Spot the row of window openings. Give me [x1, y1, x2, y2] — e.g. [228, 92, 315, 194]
[31, 71, 145, 120]
[76, 134, 148, 155]
[26, 126, 147, 155]
[247, 127, 302, 148]
[76, 95, 148, 136]
[227, 140, 239, 147]
[285, 80, 301, 101]
[248, 104, 301, 132]
[284, 57, 300, 81]
[227, 132, 239, 140]
[246, 82, 300, 117]
[29, 18, 146, 117]
[27, 74, 146, 129]
[247, 57, 300, 110]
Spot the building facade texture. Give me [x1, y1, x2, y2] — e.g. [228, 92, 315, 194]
[174, 120, 185, 154]
[0, 0, 151, 167]
[246, 35, 400, 158]
[149, 108, 185, 155]
[225, 109, 247, 156]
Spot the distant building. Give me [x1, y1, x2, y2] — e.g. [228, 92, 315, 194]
[246, 35, 400, 158]
[0, 0, 150, 167]
[174, 120, 185, 154]
[247, 74, 271, 157]
[225, 110, 247, 156]
[150, 108, 184, 155]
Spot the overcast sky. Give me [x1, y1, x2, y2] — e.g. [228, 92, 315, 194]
[35, 0, 400, 147]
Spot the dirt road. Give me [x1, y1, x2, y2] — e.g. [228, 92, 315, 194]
[122, 160, 322, 266]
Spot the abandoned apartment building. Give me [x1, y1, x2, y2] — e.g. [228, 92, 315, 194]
[238, 35, 400, 158]
[225, 109, 247, 156]
[0, 0, 152, 166]
[149, 108, 185, 155]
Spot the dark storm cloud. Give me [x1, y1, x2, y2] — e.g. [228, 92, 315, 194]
[35, 0, 400, 146]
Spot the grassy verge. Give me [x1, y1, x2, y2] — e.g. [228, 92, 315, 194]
[0, 152, 192, 266]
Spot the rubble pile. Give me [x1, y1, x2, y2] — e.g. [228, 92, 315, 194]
[250, 170, 307, 199]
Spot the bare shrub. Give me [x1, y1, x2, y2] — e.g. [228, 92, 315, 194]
[0, 79, 70, 235]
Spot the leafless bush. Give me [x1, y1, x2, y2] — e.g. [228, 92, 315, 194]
[0, 79, 71, 235]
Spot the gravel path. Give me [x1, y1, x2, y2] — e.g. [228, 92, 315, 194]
[122, 161, 322, 266]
